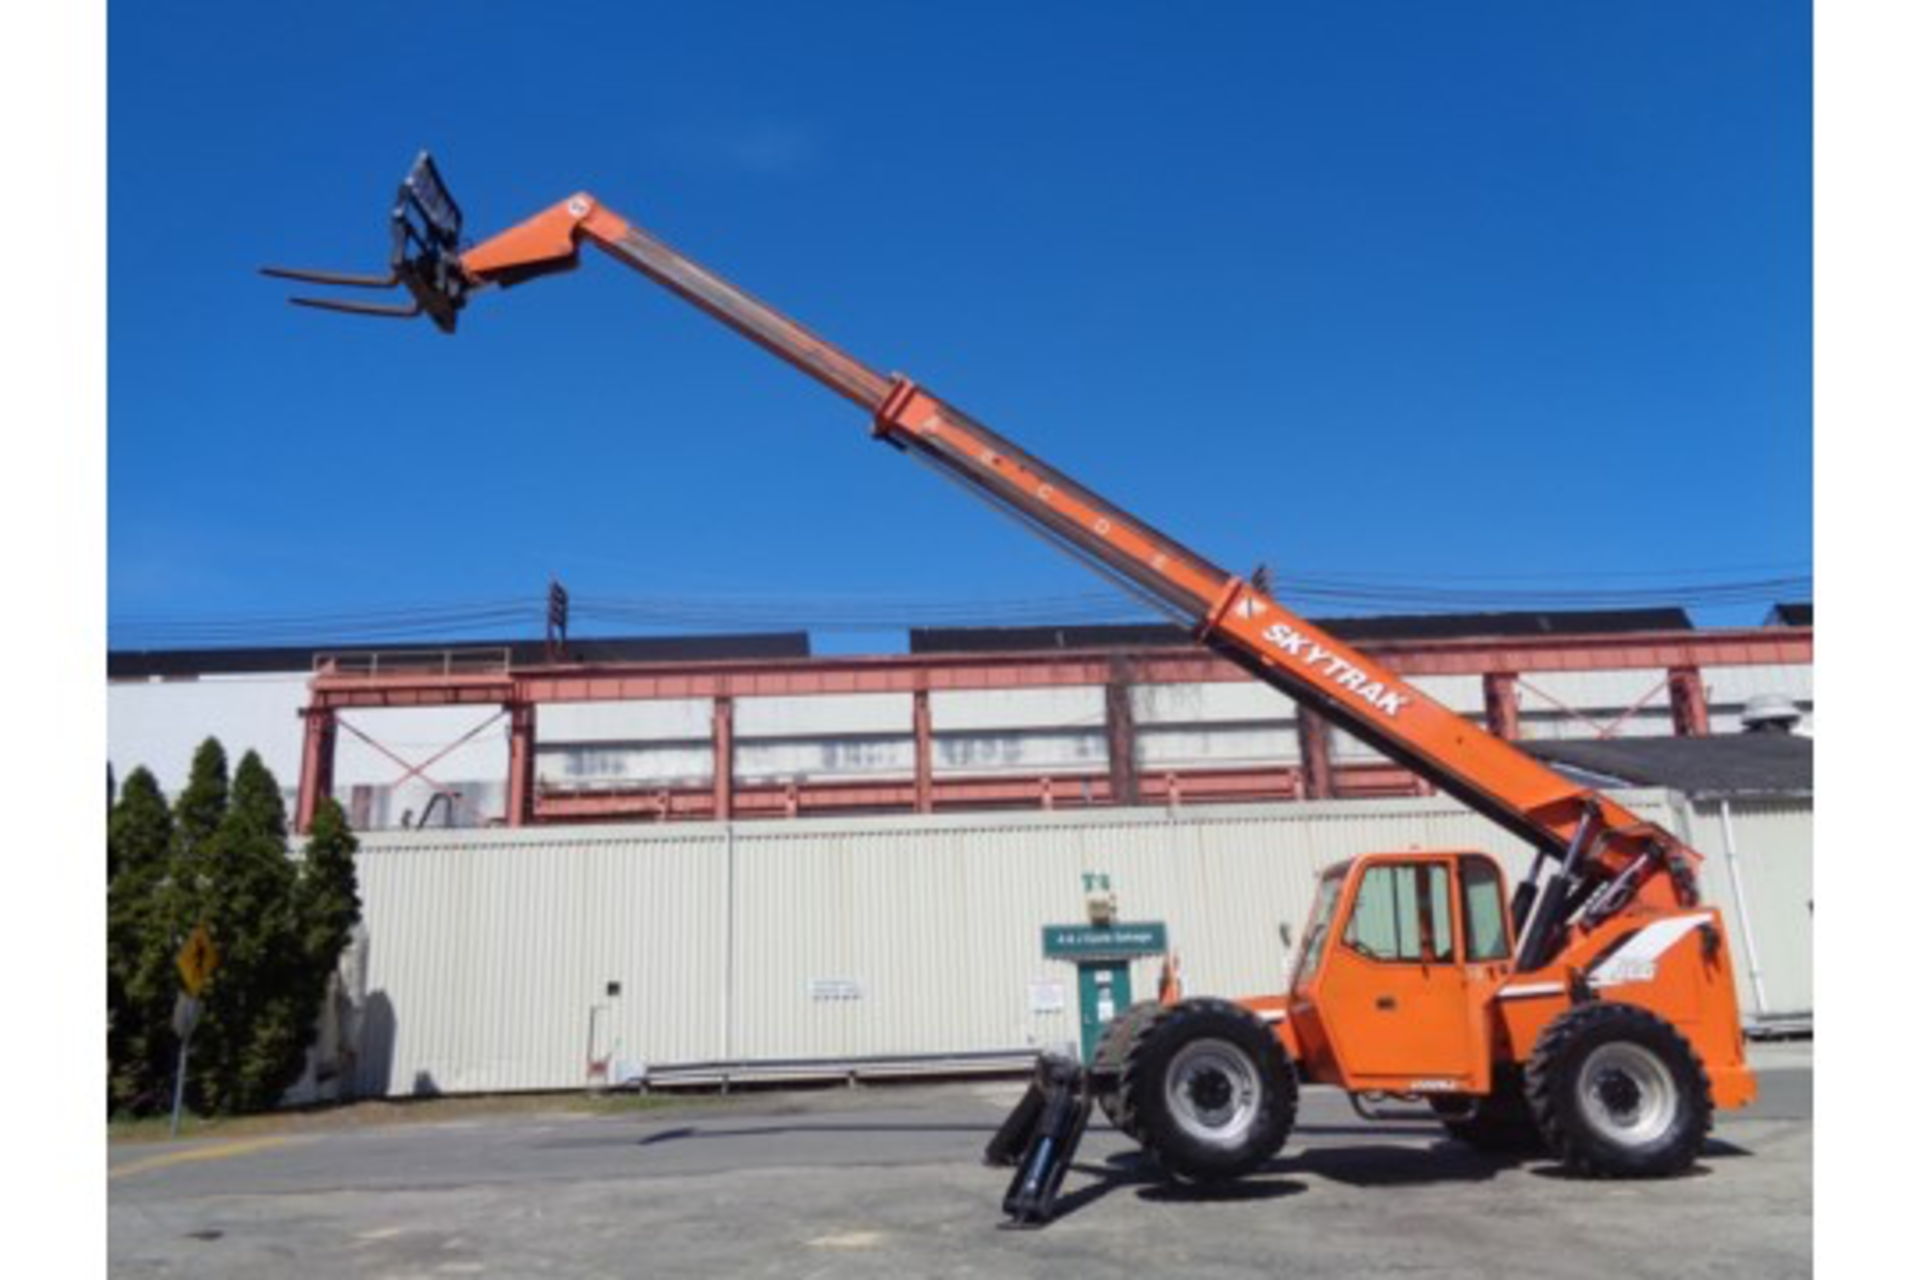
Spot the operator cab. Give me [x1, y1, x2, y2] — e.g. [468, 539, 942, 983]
[1285, 850, 1514, 1096]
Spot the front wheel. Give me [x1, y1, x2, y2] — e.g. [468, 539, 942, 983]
[1118, 997, 1296, 1183]
[1524, 1002, 1712, 1178]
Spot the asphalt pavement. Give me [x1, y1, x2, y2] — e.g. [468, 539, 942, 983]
[108, 1041, 1812, 1279]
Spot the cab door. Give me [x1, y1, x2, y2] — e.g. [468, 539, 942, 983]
[1315, 856, 1474, 1085]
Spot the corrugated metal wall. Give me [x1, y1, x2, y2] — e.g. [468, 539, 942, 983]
[1676, 796, 1815, 1017]
[340, 789, 1810, 1097]
[353, 828, 730, 1095]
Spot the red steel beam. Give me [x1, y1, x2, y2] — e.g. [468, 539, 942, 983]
[1297, 710, 1334, 800]
[294, 706, 336, 832]
[530, 762, 1423, 824]
[306, 628, 1813, 713]
[911, 689, 934, 815]
[712, 695, 736, 820]
[1668, 666, 1712, 737]
[1105, 658, 1140, 806]
[1483, 672, 1520, 741]
[506, 703, 536, 827]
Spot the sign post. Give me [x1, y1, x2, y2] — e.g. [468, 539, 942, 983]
[170, 925, 218, 1138]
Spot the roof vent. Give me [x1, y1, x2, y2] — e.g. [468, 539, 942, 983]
[1740, 692, 1802, 734]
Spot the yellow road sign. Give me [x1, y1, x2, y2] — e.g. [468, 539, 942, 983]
[177, 925, 218, 996]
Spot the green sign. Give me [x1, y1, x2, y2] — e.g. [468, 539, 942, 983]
[1042, 921, 1168, 959]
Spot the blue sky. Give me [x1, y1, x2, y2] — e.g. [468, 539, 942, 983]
[108, 1, 1810, 650]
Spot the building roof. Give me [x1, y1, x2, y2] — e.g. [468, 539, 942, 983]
[1522, 734, 1812, 797]
[1320, 608, 1695, 642]
[909, 623, 1192, 653]
[1767, 602, 1813, 627]
[107, 632, 813, 680]
[909, 608, 1696, 654]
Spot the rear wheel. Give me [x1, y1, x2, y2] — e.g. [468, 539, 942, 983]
[1118, 997, 1296, 1183]
[1091, 1002, 1163, 1137]
[1525, 1002, 1712, 1178]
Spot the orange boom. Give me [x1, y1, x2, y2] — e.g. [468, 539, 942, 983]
[268, 154, 1755, 1223]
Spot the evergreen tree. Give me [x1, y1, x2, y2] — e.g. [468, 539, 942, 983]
[136, 737, 229, 1116]
[107, 768, 175, 1113]
[299, 799, 361, 976]
[108, 768, 171, 888]
[296, 798, 363, 1097]
[107, 763, 119, 877]
[166, 736, 233, 963]
[118, 740, 232, 1114]
[173, 738, 230, 867]
[190, 750, 303, 1115]
[106, 740, 364, 1117]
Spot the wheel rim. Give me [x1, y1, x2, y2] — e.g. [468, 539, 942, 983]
[1575, 1041, 1678, 1147]
[1164, 1038, 1263, 1148]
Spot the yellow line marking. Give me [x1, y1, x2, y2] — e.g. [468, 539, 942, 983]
[110, 1135, 302, 1180]
[808, 1231, 885, 1250]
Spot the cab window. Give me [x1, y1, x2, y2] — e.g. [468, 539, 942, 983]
[1293, 871, 1347, 985]
[1344, 862, 1455, 963]
[1461, 857, 1511, 961]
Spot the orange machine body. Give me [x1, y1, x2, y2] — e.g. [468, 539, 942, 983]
[1241, 851, 1754, 1109]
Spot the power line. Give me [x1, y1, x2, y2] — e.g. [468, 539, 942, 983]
[108, 568, 1811, 649]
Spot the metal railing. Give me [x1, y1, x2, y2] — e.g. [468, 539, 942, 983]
[314, 648, 513, 679]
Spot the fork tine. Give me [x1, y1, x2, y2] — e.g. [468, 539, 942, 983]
[287, 295, 423, 320]
[261, 265, 401, 289]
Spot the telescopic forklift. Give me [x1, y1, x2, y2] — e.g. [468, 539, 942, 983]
[268, 154, 1756, 1222]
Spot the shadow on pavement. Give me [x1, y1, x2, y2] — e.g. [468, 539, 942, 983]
[623, 1120, 1005, 1148]
[1275, 1141, 1516, 1188]
[1288, 1123, 1454, 1140]
[1139, 1177, 1311, 1205]
[1037, 1139, 1516, 1224]
[1527, 1139, 1746, 1181]
[1043, 1151, 1312, 1221]
[1032, 1126, 1619, 1224]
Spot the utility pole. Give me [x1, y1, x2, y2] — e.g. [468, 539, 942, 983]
[545, 579, 570, 664]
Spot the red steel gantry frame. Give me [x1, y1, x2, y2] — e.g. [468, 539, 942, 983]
[293, 626, 1810, 832]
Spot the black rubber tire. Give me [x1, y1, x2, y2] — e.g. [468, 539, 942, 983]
[1524, 1002, 1713, 1179]
[1430, 1068, 1543, 1153]
[1091, 1002, 1164, 1136]
[1118, 997, 1297, 1184]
